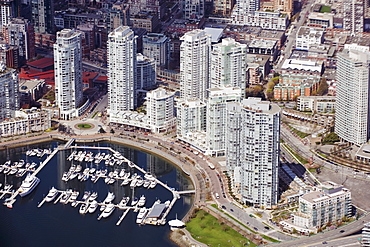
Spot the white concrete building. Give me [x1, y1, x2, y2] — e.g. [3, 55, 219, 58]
[231, 0, 260, 18]
[54, 29, 84, 120]
[108, 26, 137, 122]
[180, 29, 211, 102]
[0, 108, 51, 137]
[232, 10, 288, 31]
[335, 44, 370, 145]
[293, 182, 351, 231]
[343, 0, 364, 33]
[211, 38, 247, 96]
[297, 96, 336, 113]
[183, 0, 204, 20]
[136, 53, 156, 90]
[226, 98, 280, 208]
[363, 222, 370, 247]
[206, 86, 242, 156]
[146, 87, 176, 133]
[0, 64, 19, 121]
[142, 33, 170, 68]
[296, 26, 325, 51]
[177, 99, 206, 138]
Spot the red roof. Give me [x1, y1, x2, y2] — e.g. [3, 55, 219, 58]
[95, 75, 108, 83]
[83, 71, 99, 80]
[19, 70, 55, 85]
[27, 57, 54, 69]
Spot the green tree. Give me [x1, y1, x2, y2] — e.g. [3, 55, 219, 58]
[317, 78, 328, 96]
[322, 132, 340, 144]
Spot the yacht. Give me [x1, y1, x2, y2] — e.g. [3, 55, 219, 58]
[17, 160, 25, 168]
[118, 197, 130, 209]
[45, 187, 58, 202]
[75, 165, 82, 173]
[19, 174, 40, 197]
[79, 203, 88, 214]
[89, 191, 98, 201]
[101, 203, 115, 218]
[9, 167, 18, 175]
[149, 180, 157, 189]
[60, 190, 72, 204]
[138, 195, 146, 207]
[88, 200, 98, 213]
[68, 191, 80, 203]
[136, 208, 148, 224]
[136, 176, 144, 187]
[120, 177, 130, 186]
[143, 180, 151, 188]
[81, 191, 90, 201]
[16, 169, 27, 177]
[119, 169, 126, 178]
[131, 197, 138, 206]
[103, 192, 115, 204]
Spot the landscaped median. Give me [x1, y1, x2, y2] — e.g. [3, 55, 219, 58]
[185, 209, 257, 247]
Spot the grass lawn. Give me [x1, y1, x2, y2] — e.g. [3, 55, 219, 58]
[186, 210, 257, 247]
[77, 124, 92, 129]
[320, 5, 331, 13]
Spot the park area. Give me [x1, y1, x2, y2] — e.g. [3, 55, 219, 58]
[186, 209, 256, 247]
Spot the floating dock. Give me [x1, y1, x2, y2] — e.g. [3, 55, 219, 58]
[2, 141, 195, 226]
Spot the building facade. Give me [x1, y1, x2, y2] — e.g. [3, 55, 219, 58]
[335, 44, 370, 145]
[0, 64, 19, 121]
[54, 29, 84, 120]
[142, 33, 170, 68]
[293, 182, 352, 231]
[146, 87, 176, 133]
[183, 0, 204, 20]
[180, 29, 211, 102]
[4, 18, 35, 63]
[31, 0, 54, 34]
[343, 0, 364, 33]
[107, 26, 137, 116]
[226, 98, 280, 208]
[177, 99, 206, 138]
[206, 86, 242, 156]
[136, 53, 156, 90]
[210, 38, 247, 96]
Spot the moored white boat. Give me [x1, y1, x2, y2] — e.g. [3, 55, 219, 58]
[88, 200, 98, 213]
[101, 203, 115, 218]
[19, 173, 40, 197]
[45, 187, 58, 202]
[131, 197, 138, 206]
[138, 195, 146, 207]
[136, 207, 148, 224]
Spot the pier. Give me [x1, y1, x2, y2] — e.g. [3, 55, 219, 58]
[4, 148, 60, 208]
[2, 141, 195, 226]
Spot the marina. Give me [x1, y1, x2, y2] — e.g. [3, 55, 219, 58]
[0, 139, 194, 226]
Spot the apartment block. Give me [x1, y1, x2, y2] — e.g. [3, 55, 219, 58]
[54, 29, 84, 120]
[226, 98, 280, 208]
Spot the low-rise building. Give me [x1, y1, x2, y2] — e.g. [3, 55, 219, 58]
[0, 108, 51, 137]
[248, 38, 278, 61]
[274, 75, 321, 101]
[130, 11, 160, 33]
[281, 181, 352, 234]
[19, 79, 46, 107]
[297, 96, 335, 113]
[296, 26, 325, 51]
[308, 12, 334, 28]
[232, 10, 288, 31]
